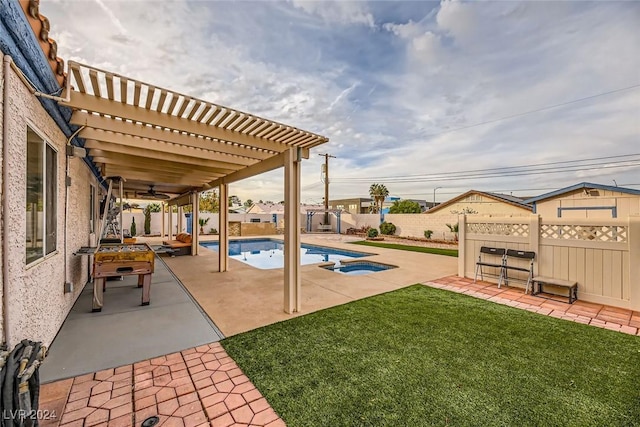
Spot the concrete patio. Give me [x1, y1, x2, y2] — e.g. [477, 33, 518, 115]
[162, 234, 458, 336]
[40, 255, 224, 383]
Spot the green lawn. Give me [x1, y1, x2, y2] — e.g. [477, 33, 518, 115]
[350, 240, 458, 257]
[222, 285, 640, 427]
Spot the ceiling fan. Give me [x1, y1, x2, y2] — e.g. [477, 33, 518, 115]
[138, 185, 170, 200]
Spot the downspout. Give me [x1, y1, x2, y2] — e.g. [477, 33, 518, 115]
[3, 56, 12, 345]
[63, 125, 85, 292]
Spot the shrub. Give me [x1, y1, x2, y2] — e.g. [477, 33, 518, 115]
[209, 228, 218, 235]
[379, 222, 396, 235]
[367, 228, 379, 238]
[143, 206, 151, 235]
[389, 199, 422, 214]
[130, 217, 137, 236]
[424, 229, 433, 239]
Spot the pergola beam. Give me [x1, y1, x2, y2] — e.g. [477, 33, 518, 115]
[63, 92, 296, 153]
[205, 147, 309, 188]
[71, 112, 274, 160]
[95, 159, 226, 177]
[80, 128, 258, 166]
[102, 164, 220, 179]
[88, 150, 236, 174]
[84, 141, 243, 171]
[101, 167, 211, 186]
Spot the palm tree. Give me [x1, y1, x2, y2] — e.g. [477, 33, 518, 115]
[369, 183, 389, 214]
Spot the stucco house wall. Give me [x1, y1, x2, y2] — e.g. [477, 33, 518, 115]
[534, 189, 640, 219]
[2, 58, 95, 347]
[0, 58, 5, 341]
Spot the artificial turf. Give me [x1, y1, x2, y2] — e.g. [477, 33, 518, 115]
[350, 240, 458, 257]
[222, 285, 640, 427]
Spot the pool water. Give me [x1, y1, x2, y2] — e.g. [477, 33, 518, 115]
[323, 261, 397, 276]
[200, 239, 370, 269]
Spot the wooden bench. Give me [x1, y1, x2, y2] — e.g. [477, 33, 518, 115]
[317, 224, 332, 232]
[532, 276, 578, 304]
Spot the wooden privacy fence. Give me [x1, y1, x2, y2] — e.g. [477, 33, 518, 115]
[459, 214, 640, 310]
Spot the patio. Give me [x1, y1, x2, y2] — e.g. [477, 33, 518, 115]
[40, 254, 224, 384]
[39, 271, 638, 426]
[160, 234, 458, 336]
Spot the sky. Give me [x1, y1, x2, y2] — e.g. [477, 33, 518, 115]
[42, 0, 640, 204]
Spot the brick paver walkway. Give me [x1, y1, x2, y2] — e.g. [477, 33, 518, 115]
[425, 276, 640, 335]
[40, 343, 285, 427]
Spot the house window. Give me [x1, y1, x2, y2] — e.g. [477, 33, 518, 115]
[26, 127, 57, 264]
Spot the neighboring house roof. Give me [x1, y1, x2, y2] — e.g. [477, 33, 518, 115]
[524, 182, 640, 203]
[425, 190, 533, 214]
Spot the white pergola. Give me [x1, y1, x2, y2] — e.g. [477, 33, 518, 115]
[60, 61, 329, 313]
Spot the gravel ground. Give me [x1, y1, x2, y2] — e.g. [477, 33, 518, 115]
[349, 234, 459, 250]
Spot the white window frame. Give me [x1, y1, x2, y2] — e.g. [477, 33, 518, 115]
[25, 125, 58, 266]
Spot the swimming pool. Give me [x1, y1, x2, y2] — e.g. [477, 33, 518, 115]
[200, 238, 371, 269]
[323, 261, 397, 276]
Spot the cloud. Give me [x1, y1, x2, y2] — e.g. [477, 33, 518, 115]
[41, 1, 640, 203]
[92, 0, 128, 36]
[289, 0, 375, 28]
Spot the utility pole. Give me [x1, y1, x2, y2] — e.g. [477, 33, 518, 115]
[319, 153, 336, 224]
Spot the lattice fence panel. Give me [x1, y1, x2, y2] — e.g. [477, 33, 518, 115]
[540, 224, 628, 242]
[229, 222, 241, 237]
[466, 223, 529, 237]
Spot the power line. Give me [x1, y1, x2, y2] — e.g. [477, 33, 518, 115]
[333, 161, 640, 183]
[328, 183, 640, 200]
[418, 83, 640, 139]
[332, 154, 640, 183]
[335, 153, 640, 181]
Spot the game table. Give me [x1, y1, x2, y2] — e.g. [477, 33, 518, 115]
[91, 243, 155, 312]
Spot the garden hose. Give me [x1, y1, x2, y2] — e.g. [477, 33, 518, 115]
[0, 340, 47, 427]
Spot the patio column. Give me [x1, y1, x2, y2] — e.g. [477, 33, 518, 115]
[219, 184, 229, 272]
[283, 148, 302, 313]
[161, 202, 165, 239]
[168, 204, 173, 241]
[178, 206, 183, 234]
[192, 192, 199, 256]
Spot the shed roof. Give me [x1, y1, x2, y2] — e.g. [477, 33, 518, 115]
[524, 182, 640, 203]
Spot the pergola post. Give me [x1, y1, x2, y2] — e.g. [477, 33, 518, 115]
[192, 192, 199, 256]
[168, 204, 173, 240]
[283, 148, 302, 313]
[178, 206, 183, 234]
[218, 184, 229, 272]
[161, 202, 166, 239]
